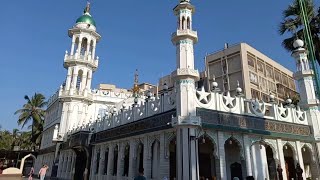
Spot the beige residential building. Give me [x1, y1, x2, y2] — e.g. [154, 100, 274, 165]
[205, 43, 297, 103]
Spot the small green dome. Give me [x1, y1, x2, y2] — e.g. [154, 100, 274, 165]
[76, 14, 96, 27]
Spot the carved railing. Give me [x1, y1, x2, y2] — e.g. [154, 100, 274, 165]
[194, 87, 308, 125]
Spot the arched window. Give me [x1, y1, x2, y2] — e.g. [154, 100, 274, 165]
[187, 17, 190, 29]
[113, 146, 118, 176]
[81, 38, 88, 55]
[76, 70, 83, 90]
[151, 141, 160, 179]
[89, 40, 94, 58]
[182, 16, 186, 30]
[123, 145, 130, 176]
[104, 148, 109, 175]
[95, 150, 100, 174]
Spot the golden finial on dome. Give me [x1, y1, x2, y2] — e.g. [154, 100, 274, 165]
[132, 69, 140, 96]
[84, 1, 91, 14]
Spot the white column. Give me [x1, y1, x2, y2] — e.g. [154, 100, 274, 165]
[218, 131, 227, 180]
[92, 40, 97, 59]
[99, 145, 106, 179]
[80, 69, 87, 92]
[243, 135, 253, 177]
[117, 144, 124, 178]
[77, 40, 82, 58]
[86, 70, 92, 90]
[107, 145, 114, 178]
[65, 68, 72, 91]
[86, 38, 91, 57]
[128, 140, 136, 178]
[71, 36, 76, 55]
[159, 133, 169, 179]
[152, 140, 160, 179]
[57, 153, 63, 177]
[277, 139, 287, 180]
[144, 137, 152, 179]
[70, 67, 78, 93]
[296, 141, 306, 180]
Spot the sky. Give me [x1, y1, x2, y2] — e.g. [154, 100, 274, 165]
[1, 0, 319, 131]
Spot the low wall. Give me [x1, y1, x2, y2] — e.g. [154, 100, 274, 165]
[0, 174, 22, 180]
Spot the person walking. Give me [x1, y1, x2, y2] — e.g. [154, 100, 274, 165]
[38, 165, 49, 180]
[28, 167, 34, 180]
[134, 168, 146, 180]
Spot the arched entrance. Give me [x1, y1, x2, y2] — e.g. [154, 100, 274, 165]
[283, 144, 295, 180]
[265, 145, 277, 179]
[136, 143, 144, 174]
[302, 146, 317, 179]
[73, 148, 88, 180]
[151, 140, 160, 179]
[225, 138, 243, 180]
[169, 138, 176, 180]
[198, 136, 216, 179]
[20, 154, 36, 177]
[123, 144, 130, 177]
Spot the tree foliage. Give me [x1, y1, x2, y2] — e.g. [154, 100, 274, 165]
[279, 0, 320, 65]
[14, 93, 47, 149]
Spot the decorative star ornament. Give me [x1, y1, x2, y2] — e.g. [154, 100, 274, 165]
[196, 86, 210, 104]
[278, 103, 287, 117]
[296, 106, 304, 120]
[223, 91, 235, 108]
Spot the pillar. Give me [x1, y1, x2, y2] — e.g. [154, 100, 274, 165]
[159, 133, 169, 179]
[296, 141, 306, 180]
[243, 135, 253, 177]
[92, 40, 96, 59]
[277, 139, 287, 180]
[218, 131, 227, 180]
[71, 36, 76, 55]
[128, 140, 136, 178]
[86, 70, 92, 90]
[144, 137, 152, 179]
[65, 67, 72, 91]
[99, 145, 106, 178]
[107, 145, 114, 178]
[117, 144, 124, 178]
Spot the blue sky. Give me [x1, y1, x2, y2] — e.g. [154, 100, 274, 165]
[1, 0, 319, 131]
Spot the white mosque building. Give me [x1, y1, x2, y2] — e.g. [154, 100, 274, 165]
[35, 0, 320, 180]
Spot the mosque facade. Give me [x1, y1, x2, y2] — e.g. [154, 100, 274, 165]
[35, 1, 320, 180]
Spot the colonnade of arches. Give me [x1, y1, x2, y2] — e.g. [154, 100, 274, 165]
[178, 16, 192, 30]
[64, 66, 92, 92]
[90, 140, 161, 179]
[70, 36, 96, 60]
[168, 135, 318, 180]
[56, 132, 319, 180]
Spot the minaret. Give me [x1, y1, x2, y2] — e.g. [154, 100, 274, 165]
[59, 2, 101, 134]
[292, 39, 320, 137]
[171, 0, 201, 179]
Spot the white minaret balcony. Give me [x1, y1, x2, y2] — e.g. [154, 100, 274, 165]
[64, 51, 99, 71]
[172, 29, 198, 44]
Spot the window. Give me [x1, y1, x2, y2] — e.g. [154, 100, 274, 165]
[274, 69, 281, 82]
[247, 54, 256, 68]
[282, 74, 288, 86]
[257, 59, 264, 73]
[104, 149, 109, 175]
[249, 72, 258, 85]
[266, 64, 273, 79]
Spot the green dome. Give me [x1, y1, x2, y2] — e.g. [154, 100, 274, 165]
[76, 14, 96, 27]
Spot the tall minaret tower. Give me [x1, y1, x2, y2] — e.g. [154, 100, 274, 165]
[59, 2, 101, 135]
[171, 0, 200, 179]
[292, 39, 320, 139]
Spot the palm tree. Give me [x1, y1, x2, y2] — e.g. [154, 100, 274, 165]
[279, 0, 320, 65]
[14, 93, 47, 149]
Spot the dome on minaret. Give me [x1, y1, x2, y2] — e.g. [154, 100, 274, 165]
[293, 39, 304, 49]
[75, 3, 96, 27]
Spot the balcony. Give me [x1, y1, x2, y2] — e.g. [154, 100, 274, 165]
[64, 53, 99, 71]
[59, 89, 93, 103]
[171, 29, 198, 44]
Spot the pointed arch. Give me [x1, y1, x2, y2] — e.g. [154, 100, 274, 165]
[76, 69, 83, 90]
[182, 16, 186, 30]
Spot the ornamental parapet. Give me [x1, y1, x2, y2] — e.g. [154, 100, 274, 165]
[171, 29, 198, 44]
[59, 89, 93, 103]
[294, 69, 314, 79]
[171, 68, 200, 80]
[194, 88, 308, 126]
[68, 91, 176, 134]
[64, 52, 99, 71]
